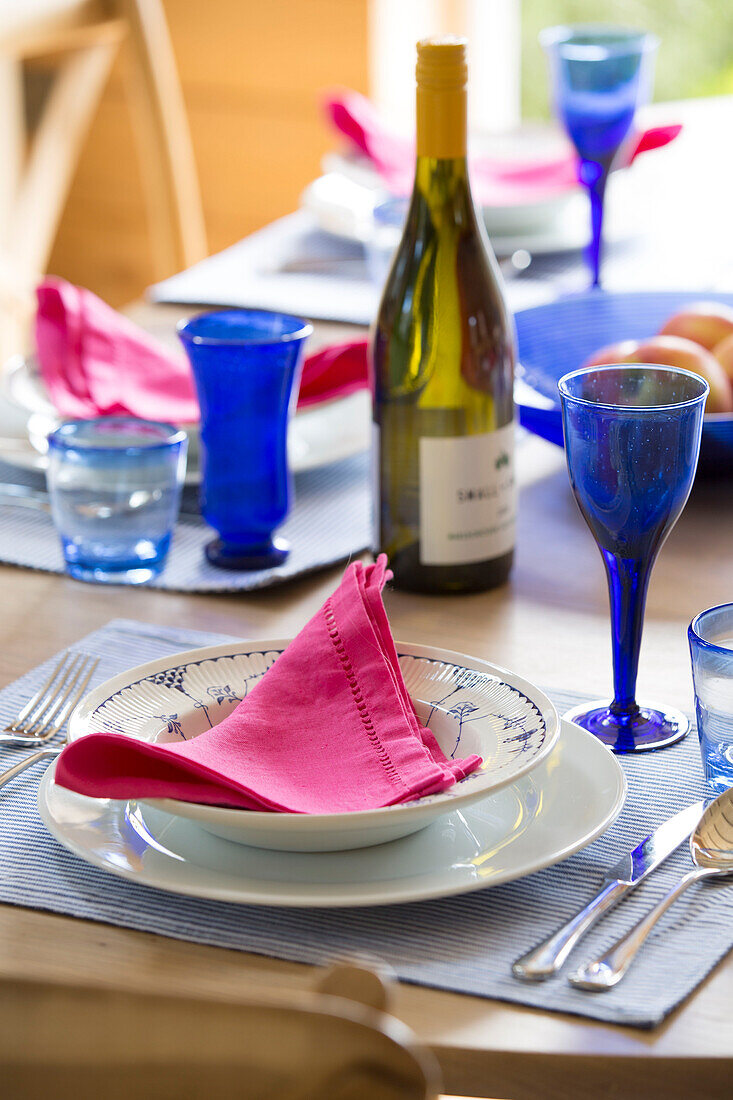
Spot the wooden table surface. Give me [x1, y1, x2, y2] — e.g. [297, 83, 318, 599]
[0, 309, 731, 1099]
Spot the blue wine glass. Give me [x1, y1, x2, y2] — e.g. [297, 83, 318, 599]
[559, 365, 708, 753]
[178, 309, 312, 570]
[540, 25, 658, 288]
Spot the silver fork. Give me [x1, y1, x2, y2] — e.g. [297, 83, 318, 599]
[0, 742, 67, 790]
[0, 653, 98, 791]
[1, 652, 99, 746]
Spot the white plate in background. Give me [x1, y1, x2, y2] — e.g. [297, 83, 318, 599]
[302, 160, 638, 257]
[1, 355, 372, 480]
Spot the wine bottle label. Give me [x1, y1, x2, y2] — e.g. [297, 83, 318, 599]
[419, 426, 515, 565]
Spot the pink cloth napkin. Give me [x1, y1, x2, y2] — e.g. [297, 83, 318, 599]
[35, 278, 371, 424]
[324, 89, 682, 206]
[56, 557, 482, 814]
[294, 338, 368, 408]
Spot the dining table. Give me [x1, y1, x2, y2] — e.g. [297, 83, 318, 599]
[0, 301, 731, 1100]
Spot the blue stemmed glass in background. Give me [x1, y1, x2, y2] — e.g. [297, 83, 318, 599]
[559, 365, 708, 753]
[540, 24, 658, 287]
[178, 309, 312, 570]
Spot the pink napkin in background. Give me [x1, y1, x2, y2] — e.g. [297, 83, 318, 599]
[324, 89, 682, 206]
[296, 338, 368, 408]
[36, 279, 200, 424]
[35, 278, 371, 424]
[56, 557, 482, 814]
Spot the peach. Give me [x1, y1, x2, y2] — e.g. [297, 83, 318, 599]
[658, 302, 733, 351]
[712, 332, 733, 385]
[581, 339, 641, 369]
[634, 335, 733, 414]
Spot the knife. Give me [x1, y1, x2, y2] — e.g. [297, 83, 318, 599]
[0, 484, 202, 520]
[512, 800, 705, 982]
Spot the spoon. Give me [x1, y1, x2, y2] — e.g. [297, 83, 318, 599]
[569, 787, 733, 991]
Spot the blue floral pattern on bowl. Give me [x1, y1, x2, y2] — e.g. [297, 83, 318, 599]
[79, 645, 549, 807]
[67, 641, 559, 851]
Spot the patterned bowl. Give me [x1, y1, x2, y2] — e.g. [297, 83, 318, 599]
[515, 289, 733, 476]
[67, 640, 559, 852]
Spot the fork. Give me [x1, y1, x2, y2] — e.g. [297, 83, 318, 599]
[0, 653, 98, 791]
[0, 742, 67, 790]
[1, 652, 99, 746]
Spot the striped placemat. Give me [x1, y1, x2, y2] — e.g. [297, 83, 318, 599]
[0, 454, 370, 592]
[0, 618, 727, 1028]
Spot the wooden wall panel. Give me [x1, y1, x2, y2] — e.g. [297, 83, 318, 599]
[47, 0, 370, 306]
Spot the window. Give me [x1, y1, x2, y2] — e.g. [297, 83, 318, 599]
[370, 0, 733, 132]
[369, 0, 521, 133]
[522, 0, 733, 117]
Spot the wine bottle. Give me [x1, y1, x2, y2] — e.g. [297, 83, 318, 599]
[371, 37, 516, 594]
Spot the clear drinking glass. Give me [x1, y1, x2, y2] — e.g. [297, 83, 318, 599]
[559, 365, 708, 753]
[540, 24, 658, 287]
[365, 197, 407, 286]
[689, 605, 733, 794]
[47, 417, 187, 584]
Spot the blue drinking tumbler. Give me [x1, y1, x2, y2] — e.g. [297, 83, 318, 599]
[178, 309, 312, 570]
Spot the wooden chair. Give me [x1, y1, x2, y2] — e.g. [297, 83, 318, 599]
[0, 0, 207, 361]
[1, 962, 442, 1099]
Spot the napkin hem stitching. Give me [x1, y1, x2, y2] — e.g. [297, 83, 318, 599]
[323, 597, 407, 795]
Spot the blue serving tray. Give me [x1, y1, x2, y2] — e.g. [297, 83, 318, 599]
[515, 289, 733, 474]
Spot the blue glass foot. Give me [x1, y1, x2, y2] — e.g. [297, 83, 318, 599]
[564, 700, 689, 754]
[205, 536, 290, 571]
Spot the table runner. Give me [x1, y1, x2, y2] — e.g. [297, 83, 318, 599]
[0, 454, 370, 592]
[0, 618, 727, 1028]
[149, 201, 733, 328]
[148, 211, 569, 325]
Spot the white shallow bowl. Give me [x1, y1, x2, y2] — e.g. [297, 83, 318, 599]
[68, 640, 560, 852]
[39, 719, 625, 908]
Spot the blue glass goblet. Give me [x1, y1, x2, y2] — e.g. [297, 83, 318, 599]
[178, 309, 312, 570]
[559, 365, 708, 753]
[540, 25, 657, 288]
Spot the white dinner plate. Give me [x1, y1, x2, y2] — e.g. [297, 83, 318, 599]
[67, 640, 560, 851]
[1, 355, 372, 480]
[38, 718, 625, 907]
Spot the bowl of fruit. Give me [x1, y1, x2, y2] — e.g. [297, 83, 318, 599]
[515, 290, 733, 475]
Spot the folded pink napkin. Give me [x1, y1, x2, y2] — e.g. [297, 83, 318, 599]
[56, 557, 482, 813]
[35, 278, 371, 424]
[325, 89, 682, 206]
[36, 279, 199, 423]
[292, 338, 368, 408]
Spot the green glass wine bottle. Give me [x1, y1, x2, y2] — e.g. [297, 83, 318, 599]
[371, 37, 516, 594]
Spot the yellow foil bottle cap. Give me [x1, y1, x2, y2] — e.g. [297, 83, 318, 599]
[416, 37, 468, 90]
[415, 37, 468, 159]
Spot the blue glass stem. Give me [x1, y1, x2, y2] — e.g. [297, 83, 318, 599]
[581, 159, 608, 288]
[602, 550, 653, 719]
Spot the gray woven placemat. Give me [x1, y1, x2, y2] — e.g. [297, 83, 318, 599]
[0, 454, 370, 592]
[0, 618, 727, 1028]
